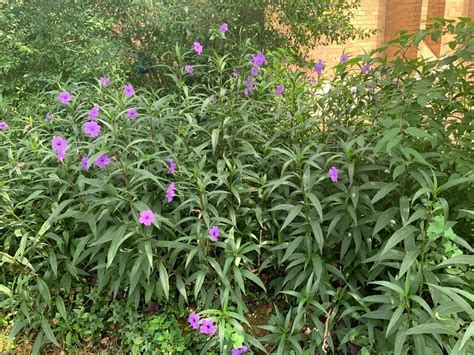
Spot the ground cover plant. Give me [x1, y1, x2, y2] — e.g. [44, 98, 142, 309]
[0, 16, 473, 354]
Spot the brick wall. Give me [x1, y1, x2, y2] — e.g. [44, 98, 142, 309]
[306, 0, 387, 69]
[303, 0, 473, 67]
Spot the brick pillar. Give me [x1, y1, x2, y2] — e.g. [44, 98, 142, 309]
[385, 0, 424, 59]
[424, 0, 446, 56]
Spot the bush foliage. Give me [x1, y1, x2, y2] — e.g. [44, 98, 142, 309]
[0, 14, 473, 355]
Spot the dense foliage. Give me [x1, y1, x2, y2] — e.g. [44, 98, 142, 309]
[0, 0, 369, 102]
[1, 15, 473, 355]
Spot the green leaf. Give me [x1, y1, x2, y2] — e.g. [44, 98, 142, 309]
[176, 276, 187, 302]
[386, 305, 405, 337]
[211, 128, 219, 153]
[404, 127, 431, 138]
[371, 182, 399, 204]
[282, 235, 304, 262]
[307, 192, 323, 222]
[41, 318, 59, 347]
[241, 269, 266, 291]
[373, 208, 398, 236]
[405, 323, 457, 336]
[460, 321, 474, 350]
[158, 260, 170, 300]
[434, 255, 474, 269]
[381, 225, 418, 255]
[37, 278, 51, 306]
[280, 205, 303, 231]
[398, 250, 419, 278]
[0, 284, 12, 297]
[56, 296, 67, 320]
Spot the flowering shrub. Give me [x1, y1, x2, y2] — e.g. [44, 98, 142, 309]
[0, 18, 473, 354]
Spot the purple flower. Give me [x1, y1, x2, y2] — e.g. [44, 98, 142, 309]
[244, 77, 254, 87]
[193, 41, 203, 55]
[166, 158, 176, 174]
[127, 108, 138, 120]
[166, 182, 176, 202]
[232, 69, 239, 78]
[100, 76, 110, 86]
[232, 346, 249, 355]
[208, 226, 220, 242]
[45, 112, 52, 122]
[188, 312, 200, 330]
[83, 121, 101, 138]
[340, 54, 349, 62]
[200, 319, 217, 335]
[88, 105, 100, 120]
[185, 65, 193, 74]
[219, 22, 229, 33]
[250, 66, 259, 77]
[0, 121, 8, 130]
[80, 155, 89, 171]
[56, 150, 66, 162]
[123, 84, 135, 97]
[275, 84, 285, 96]
[242, 88, 249, 96]
[251, 52, 266, 67]
[314, 59, 324, 75]
[139, 210, 156, 226]
[94, 154, 110, 169]
[328, 167, 339, 183]
[58, 91, 72, 105]
[51, 136, 68, 152]
[361, 63, 371, 74]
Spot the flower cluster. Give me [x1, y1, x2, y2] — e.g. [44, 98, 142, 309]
[187, 312, 217, 335]
[51, 136, 69, 161]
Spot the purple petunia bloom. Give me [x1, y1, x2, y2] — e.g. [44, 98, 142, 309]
[127, 108, 138, 120]
[340, 54, 349, 62]
[314, 59, 324, 75]
[123, 84, 135, 97]
[88, 105, 100, 120]
[361, 63, 371, 74]
[58, 91, 72, 105]
[219, 22, 228, 33]
[166, 182, 176, 202]
[193, 41, 203, 55]
[185, 65, 193, 74]
[83, 121, 101, 138]
[94, 154, 110, 169]
[275, 84, 285, 96]
[250, 66, 259, 77]
[251, 52, 266, 67]
[51, 136, 68, 152]
[188, 311, 200, 330]
[200, 319, 217, 335]
[56, 150, 66, 162]
[0, 121, 8, 130]
[45, 112, 52, 122]
[328, 167, 339, 183]
[139, 210, 156, 226]
[232, 345, 249, 355]
[232, 69, 239, 78]
[166, 158, 176, 174]
[208, 226, 220, 242]
[80, 155, 89, 171]
[99, 76, 110, 86]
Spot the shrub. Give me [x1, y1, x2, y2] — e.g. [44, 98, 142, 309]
[0, 18, 473, 354]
